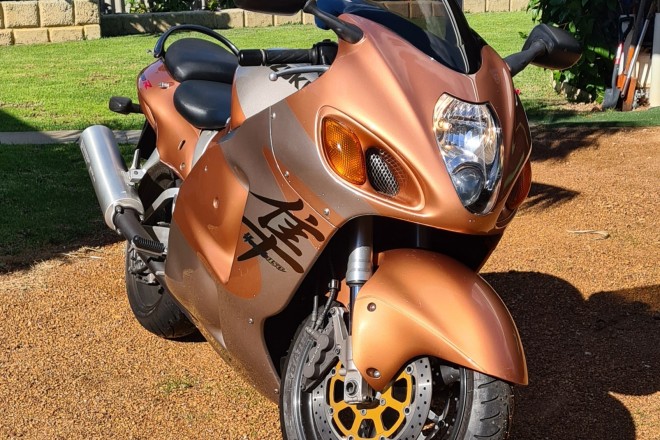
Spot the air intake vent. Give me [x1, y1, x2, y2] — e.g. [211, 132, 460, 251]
[366, 148, 404, 197]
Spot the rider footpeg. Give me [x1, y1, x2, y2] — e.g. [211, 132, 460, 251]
[131, 235, 166, 256]
[109, 96, 142, 115]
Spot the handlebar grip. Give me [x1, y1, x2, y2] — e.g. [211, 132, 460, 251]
[238, 49, 315, 66]
[238, 49, 266, 66]
[265, 49, 314, 65]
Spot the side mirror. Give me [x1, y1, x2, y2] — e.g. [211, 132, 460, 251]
[524, 24, 582, 71]
[504, 24, 582, 77]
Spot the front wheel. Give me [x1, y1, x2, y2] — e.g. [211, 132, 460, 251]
[280, 315, 514, 440]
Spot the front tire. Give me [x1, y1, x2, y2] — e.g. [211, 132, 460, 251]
[280, 314, 514, 440]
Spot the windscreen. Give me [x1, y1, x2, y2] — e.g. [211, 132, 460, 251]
[317, 0, 485, 74]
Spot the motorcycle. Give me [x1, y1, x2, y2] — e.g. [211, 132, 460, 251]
[79, 0, 580, 438]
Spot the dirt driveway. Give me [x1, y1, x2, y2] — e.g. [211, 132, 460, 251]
[0, 127, 658, 439]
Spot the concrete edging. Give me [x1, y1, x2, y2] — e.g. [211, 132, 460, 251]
[0, 130, 141, 145]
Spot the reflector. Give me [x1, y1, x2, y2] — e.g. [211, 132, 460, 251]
[506, 160, 532, 211]
[322, 118, 366, 185]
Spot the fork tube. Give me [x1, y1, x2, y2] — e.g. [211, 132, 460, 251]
[346, 217, 373, 332]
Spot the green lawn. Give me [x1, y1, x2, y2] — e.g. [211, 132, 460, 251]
[0, 143, 136, 269]
[1, 11, 657, 132]
[0, 26, 333, 132]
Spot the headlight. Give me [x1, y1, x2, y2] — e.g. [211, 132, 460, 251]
[434, 94, 503, 215]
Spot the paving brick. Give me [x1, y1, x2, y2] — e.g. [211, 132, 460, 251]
[0, 30, 13, 46]
[48, 25, 84, 42]
[13, 27, 49, 44]
[244, 11, 273, 27]
[3, 1, 40, 28]
[487, 0, 510, 12]
[410, 1, 434, 19]
[74, 0, 99, 25]
[463, 0, 486, 13]
[382, 1, 409, 17]
[152, 13, 181, 33]
[215, 9, 243, 29]
[40, 1, 74, 27]
[303, 12, 315, 25]
[180, 11, 215, 29]
[83, 23, 100, 39]
[274, 11, 302, 26]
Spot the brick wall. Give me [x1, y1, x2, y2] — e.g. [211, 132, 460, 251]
[0, 0, 100, 45]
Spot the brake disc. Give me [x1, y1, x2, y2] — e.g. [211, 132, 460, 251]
[311, 357, 433, 440]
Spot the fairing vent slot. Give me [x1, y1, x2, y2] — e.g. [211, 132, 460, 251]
[366, 148, 405, 198]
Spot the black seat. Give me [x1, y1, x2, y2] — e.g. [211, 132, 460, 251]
[173, 80, 232, 130]
[164, 38, 238, 84]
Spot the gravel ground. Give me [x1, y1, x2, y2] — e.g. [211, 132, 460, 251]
[0, 127, 658, 439]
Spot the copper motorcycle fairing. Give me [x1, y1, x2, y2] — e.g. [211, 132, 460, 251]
[352, 249, 527, 390]
[167, 108, 338, 399]
[275, 15, 530, 235]
[163, 13, 532, 401]
[137, 61, 201, 178]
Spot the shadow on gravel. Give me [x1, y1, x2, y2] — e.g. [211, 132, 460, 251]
[531, 126, 626, 162]
[484, 272, 659, 440]
[523, 182, 579, 211]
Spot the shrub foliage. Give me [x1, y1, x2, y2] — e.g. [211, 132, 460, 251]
[126, 0, 235, 13]
[528, 0, 619, 101]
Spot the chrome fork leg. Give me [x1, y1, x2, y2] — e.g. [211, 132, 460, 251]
[343, 217, 374, 404]
[346, 216, 373, 317]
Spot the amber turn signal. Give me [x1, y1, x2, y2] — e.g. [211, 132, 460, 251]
[322, 118, 366, 185]
[506, 160, 532, 211]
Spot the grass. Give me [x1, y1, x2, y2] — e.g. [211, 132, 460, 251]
[1, 11, 658, 132]
[0, 26, 333, 132]
[158, 376, 196, 394]
[0, 143, 133, 270]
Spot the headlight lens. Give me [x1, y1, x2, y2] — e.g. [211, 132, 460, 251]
[434, 94, 503, 214]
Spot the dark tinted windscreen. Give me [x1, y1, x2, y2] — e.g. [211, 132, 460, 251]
[324, 0, 484, 74]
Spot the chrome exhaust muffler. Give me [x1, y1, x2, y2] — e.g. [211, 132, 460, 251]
[79, 125, 144, 231]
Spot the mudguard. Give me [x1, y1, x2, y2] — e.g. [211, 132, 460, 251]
[352, 249, 528, 391]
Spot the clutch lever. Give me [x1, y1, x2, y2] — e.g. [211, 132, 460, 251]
[269, 66, 330, 82]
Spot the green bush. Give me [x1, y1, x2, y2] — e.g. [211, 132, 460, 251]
[528, 0, 619, 102]
[125, 0, 235, 13]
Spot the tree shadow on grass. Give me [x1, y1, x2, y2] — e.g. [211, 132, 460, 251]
[0, 142, 124, 274]
[484, 272, 659, 440]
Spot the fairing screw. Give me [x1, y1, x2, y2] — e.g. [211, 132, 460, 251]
[323, 208, 330, 216]
[379, 398, 386, 406]
[248, 318, 254, 324]
[367, 368, 381, 379]
[272, 113, 277, 119]
[367, 302, 377, 312]
[360, 409, 367, 416]
[213, 198, 219, 209]
[284, 171, 290, 178]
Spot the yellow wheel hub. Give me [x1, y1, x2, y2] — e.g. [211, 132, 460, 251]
[326, 362, 415, 439]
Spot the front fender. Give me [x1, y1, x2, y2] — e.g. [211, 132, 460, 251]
[352, 249, 527, 390]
